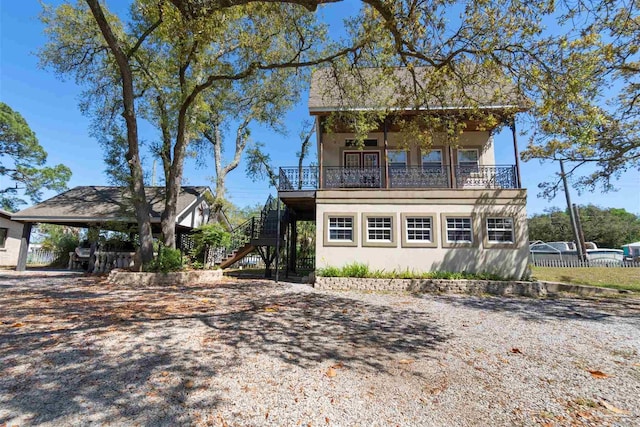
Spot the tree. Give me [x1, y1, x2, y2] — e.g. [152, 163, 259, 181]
[0, 102, 71, 211]
[528, 205, 640, 248]
[42, 0, 625, 256]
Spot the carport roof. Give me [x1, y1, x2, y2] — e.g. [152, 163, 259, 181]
[11, 186, 210, 228]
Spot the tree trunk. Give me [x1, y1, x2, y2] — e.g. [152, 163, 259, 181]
[86, 0, 154, 266]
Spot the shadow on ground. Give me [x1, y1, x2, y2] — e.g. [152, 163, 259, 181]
[0, 274, 450, 425]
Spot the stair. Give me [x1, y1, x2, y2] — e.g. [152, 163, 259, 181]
[216, 194, 287, 269]
[219, 243, 255, 269]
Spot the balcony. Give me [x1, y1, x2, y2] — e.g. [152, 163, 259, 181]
[278, 165, 519, 191]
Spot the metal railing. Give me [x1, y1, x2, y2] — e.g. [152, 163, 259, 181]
[278, 165, 519, 190]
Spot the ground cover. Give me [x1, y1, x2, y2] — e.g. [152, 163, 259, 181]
[531, 266, 640, 292]
[1, 271, 639, 426]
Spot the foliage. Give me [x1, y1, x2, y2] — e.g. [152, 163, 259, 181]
[188, 223, 231, 264]
[37, 224, 81, 268]
[0, 102, 71, 211]
[145, 243, 184, 273]
[316, 263, 506, 281]
[528, 205, 640, 248]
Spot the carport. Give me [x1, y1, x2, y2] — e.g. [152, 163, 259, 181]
[10, 185, 226, 271]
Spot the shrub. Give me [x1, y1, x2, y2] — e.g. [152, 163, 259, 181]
[341, 262, 370, 278]
[189, 223, 231, 265]
[146, 244, 184, 273]
[315, 264, 509, 281]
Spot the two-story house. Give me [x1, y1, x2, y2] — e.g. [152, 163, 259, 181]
[278, 67, 529, 280]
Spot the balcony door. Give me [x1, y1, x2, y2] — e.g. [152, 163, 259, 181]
[343, 151, 381, 187]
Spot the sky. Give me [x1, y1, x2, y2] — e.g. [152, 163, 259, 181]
[1, 0, 639, 217]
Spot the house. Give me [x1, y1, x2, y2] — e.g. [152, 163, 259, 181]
[0, 209, 25, 267]
[277, 67, 530, 279]
[11, 186, 222, 271]
[622, 241, 640, 259]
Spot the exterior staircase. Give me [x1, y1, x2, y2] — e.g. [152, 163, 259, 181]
[217, 195, 286, 269]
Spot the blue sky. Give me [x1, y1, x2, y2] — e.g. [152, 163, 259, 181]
[1, 1, 638, 216]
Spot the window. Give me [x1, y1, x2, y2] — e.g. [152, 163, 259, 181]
[446, 217, 473, 243]
[328, 217, 354, 242]
[486, 217, 514, 243]
[421, 149, 443, 171]
[406, 217, 432, 242]
[0, 228, 7, 248]
[387, 150, 408, 169]
[362, 213, 397, 247]
[458, 149, 479, 171]
[367, 217, 392, 242]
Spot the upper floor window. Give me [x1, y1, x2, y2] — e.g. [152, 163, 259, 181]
[486, 217, 514, 243]
[421, 149, 443, 171]
[458, 149, 479, 171]
[388, 150, 408, 169]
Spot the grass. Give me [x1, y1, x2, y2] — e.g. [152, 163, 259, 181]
[530, 266, 640, 292]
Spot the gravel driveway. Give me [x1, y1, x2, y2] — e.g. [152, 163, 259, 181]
[1, 271, 639, 426]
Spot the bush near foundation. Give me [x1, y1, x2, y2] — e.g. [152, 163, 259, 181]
[316, 262, 508, 281]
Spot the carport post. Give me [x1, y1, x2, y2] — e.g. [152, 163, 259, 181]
[15, 223, 33, 271]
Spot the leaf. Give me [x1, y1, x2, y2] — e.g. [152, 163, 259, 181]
[399, 359, 415, 364]
[331, 362, 344, 369]
[588, 370, 609, 379]
[264, 305, 279, 313]
[510, 348, 523, 354]
[11, 322, 24, 327]
[184, 379, 195, 388]
[599, 399, 630, 415]
[326, 367, 337, 378]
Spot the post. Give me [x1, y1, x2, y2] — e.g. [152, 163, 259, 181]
[448, 146, 456, 188]
[573, 204, 588, 261]
[288, 218, 297, 273]
[275, 196, 281, 283]
[384, 117, 389, 188]
[318, 117, 324, 189]
[510, 120, 522, 188]
[15, 222, 33, 271]
[559, 160, 584, 260]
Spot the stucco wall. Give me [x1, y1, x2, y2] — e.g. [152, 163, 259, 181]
[315, 189, 529, 279]
[0, 216, 24, 267]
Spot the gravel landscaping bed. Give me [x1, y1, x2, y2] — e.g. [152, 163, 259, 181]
[1, 271, 639, 426]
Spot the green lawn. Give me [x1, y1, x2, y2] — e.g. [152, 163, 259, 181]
[531, 267, 640, 292]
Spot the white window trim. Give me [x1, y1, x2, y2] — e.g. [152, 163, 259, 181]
[445, 217, 473, 244]
[366, 216, 393, 242]
[486, 217, 515, 244]
[405, 217, 433, 243]
[327, 216, 355, 242]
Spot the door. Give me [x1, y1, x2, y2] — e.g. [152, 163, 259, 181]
[342, 151, 381, 187]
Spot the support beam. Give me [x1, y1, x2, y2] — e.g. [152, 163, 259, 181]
[288, 218, 298, 273]
[318, 117, 324, 189]
[510, 120, 522, 188]
[448, 146, 455, 188]
[15, 222, 33, 271]
[384, 117, 389, 189]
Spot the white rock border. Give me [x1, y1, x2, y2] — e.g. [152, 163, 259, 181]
[108, 269, 223, 287]
[314, 276, 634, 298]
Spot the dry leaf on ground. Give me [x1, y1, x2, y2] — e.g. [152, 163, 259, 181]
[326, 367, 337, 378]
[399, 359, 415, 364]
[510, 348, 523, 354]
[588, 370, 609, 379]
[599, 399, 630, 415]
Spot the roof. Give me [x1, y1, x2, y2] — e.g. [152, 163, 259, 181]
[11, 186, 211, 225]
[0, 209, 13, 220]
[308, 66, 527, 114]
[622, 241, 640, 247]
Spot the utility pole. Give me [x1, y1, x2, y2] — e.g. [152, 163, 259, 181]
[559, 159, 585, 260]
[573, 204, 588, 261]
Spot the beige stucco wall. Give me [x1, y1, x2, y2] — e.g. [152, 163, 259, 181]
[0, 217, 24, 267]
[315, 189, 529, 279]
[320, 130, 495, 168]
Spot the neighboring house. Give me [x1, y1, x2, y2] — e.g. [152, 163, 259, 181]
[0, 209, 24, 267]
[11, 186, 219, 271]
[277, 67, 530, 279]
[622, 242, 640, 259]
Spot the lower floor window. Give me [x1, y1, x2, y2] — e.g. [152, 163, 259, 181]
[486, 217, 514, 243]
[406, 217, 432, 242]
[0, 228, 7, 248]
[446, 217, 472, 243]
[367, 217, 392, 242]
[328, 217, 353, 242]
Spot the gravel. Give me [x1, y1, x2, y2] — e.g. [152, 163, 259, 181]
[1, 270, 639, 426]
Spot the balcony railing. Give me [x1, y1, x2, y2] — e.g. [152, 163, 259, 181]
[278, 165, 518, 190]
